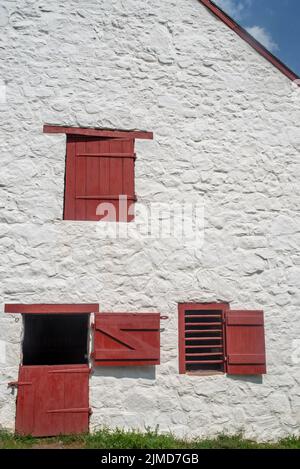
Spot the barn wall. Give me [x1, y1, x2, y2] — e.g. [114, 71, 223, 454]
[0, 0, 300, 440]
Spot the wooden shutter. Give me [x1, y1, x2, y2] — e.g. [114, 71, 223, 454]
[64, 135, 136, 221]
[225, 310, 266, 375]
[93, 313, 160, 366]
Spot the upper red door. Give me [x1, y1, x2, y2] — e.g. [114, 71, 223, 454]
[15, 365, 90, 437]
[64, 135, 136, 221]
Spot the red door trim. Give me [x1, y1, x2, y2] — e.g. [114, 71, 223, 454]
[43, 125, 153, 140]
[5, 304, 99, 314]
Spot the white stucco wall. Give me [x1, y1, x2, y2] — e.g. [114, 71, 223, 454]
[0, 0, 300, 441]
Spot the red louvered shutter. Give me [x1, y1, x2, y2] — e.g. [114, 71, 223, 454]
[64, 135, 136, 221]
[225, 310, 266, 375]
[93, 313, 160, 366]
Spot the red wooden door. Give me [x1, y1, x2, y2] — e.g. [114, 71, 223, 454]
[64, 135, 135, 221]
[15, 365, 90, 436]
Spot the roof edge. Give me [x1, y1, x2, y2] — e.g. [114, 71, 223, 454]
[198, 0, 299, 82]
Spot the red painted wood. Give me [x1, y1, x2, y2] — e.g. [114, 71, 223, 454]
[225, 310, 266, 375]
[43, 125, 153, 140]
[198, 0, 299, 82]
[64, 135, 76, 220]
[15, 365, 90, 436]
[5, 304, 99, 314]
[122, 139, 135, 222]
[93, 313, 160, 366]
[64, 135, 136, 221]
[178, 304, 187, 374]
[178, 302, 229, 311]
[76, 153, 136, 159]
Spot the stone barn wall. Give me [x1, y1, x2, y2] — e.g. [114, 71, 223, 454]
[0, 0, 299, 440]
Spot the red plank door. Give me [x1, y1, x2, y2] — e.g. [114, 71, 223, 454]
[15, 365, 90, 436]
[93, 313, 160, 366]
[225, 310, 266, 375]
[64, 135, 136, 221]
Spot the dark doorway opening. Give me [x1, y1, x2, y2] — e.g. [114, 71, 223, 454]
[22, 314, 89, 366]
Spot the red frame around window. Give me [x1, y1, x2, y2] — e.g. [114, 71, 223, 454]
[178, 303, 227, 374]
[178, 303, 266, 375]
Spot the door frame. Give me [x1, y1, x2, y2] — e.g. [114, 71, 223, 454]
[5, 303, 99, 436]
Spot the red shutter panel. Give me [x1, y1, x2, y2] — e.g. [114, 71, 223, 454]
[64, 136, 136, 221]
[225, 310, 266, 375]
[93, 313, 160, 366]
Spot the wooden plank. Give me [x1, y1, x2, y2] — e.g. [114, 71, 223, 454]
[5, 304, 99, 314]
[185, 360, 224, 364]
[185, 345, 223, 349]
[122, 139, 135, 222]
[64, 135, 76, 220]
[76, 195, 136, 200]
[77, 153, 136, 159]
[184, 314, 222, 319]
[86, 138, 99, 220]
[43, 124, 153, 140]
[75, 137, 87, 220]
[178, 304, 187, 374]
[185, 337, 223, 341]
[186, 352, 223, 357]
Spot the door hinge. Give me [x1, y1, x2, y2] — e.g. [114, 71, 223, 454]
[8, 381, 32, 388]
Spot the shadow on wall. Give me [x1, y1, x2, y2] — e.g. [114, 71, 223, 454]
[227, 374, 263, 384]
[92, 366, 156, 380]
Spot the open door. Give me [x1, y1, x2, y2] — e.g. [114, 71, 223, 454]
[10, 311, 91, 436]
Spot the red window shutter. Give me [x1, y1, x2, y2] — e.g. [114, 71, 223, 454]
[225, 310, 266, 375]
[93, 313, 160, 366]
[64, 136, 136, 221]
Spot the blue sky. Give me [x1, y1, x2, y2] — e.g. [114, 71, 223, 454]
[214, 0, 300, 76]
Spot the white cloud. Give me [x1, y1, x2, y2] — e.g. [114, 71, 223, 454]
[246, 25, 279, 52]
[214, 0, 252, 20]
[213, 1, 279, 54]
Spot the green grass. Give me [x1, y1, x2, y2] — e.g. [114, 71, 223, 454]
[0, 428, 299, 449]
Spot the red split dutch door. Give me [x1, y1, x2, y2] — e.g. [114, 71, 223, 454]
[5, 304, 97, 437]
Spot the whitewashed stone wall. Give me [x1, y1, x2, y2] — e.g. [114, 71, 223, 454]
[0, 0, 300, 441]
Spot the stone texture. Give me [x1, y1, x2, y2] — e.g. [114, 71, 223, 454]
[0, 0, 300, 441]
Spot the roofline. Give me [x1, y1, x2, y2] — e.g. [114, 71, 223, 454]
[198, 0, 299, 82]
[43, 125, 153, 140]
